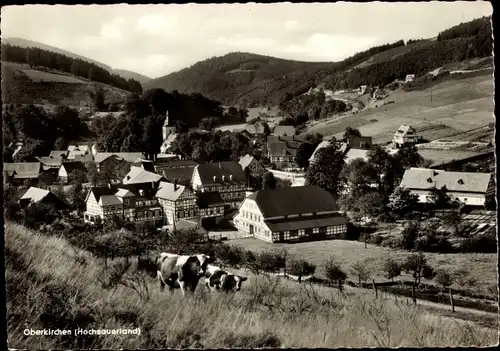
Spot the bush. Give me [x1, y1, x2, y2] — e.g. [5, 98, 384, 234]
[459, 234, 497, 253]
[256, 251, 286, 273]
[215, 244, 244, 268]
[383, 258, 402, 282]
[380, 237, 403, 249]
[324, 257, 347, 291]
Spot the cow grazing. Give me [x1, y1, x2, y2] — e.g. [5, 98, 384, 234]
[156, 253, 212, 296]
[204, 265, 248, 293]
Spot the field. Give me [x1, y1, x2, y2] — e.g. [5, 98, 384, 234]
[1, 61, 129, 108]
[306, 71, 494, 144]
[5, 222, 498, 348]
[229, 237, 498, 297]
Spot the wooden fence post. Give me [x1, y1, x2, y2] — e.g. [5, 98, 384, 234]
[449, 287, 455, 312]
[372, 279, 378, 299]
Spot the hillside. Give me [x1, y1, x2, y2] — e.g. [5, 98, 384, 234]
[2, 37, 151, 83]
[5, 222, 497, 349]
[1, 61, 130, 108]
[144, 17, 491, 107]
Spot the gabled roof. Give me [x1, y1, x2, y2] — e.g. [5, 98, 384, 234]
[272, 125, 295, 136]
[399, 168, 493, 193]
[60, 161, 86, 174]
[197, 191, 225, 208]
[3, 162, 41, 179]
[245, 122, 266, 134]
[249, 185, 340, 218]
[72, 154, 94, 163]
[68, 145, 90, 153]
[89, 182, 159, 203]
[132, 158, 155, 172]
[20, 186, 50, 203]
[155, 159, 198, 168]
[94, 152, 144, 163]
[238, 154, 257, 169]
[50, 150, 69, 159]
[115, 188, 135, 198]
[161, 167, 196, 185]
[195, 162, 247, 185]
[155, 181, 188, 201]
[98, 195, 122, 206]
[123, 166, 164, 184]
[345, 148, 370, 164]
[308, 141, 331, 162]
[268, 142, 300, 157]
[266, 135, 304, 149]
[36, 156, 63, 168]
[395, 124, 415, 134]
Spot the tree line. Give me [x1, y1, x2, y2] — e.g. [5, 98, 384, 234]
[1, 44, 143, 94]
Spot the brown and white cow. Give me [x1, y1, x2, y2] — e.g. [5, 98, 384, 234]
[204, 264, 248, 293]
[156, 253, 212, 296]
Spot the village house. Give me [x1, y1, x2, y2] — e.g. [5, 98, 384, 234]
[131, 158, 155, 172]
[309, 141, 348, 164]
[405, 74, 416, 83]
[238, 154, 266, 178]
[346, 136, 372, 149]
[122, 166, 165, 185]
[393, 125, 419, 147]
[234, 185, 348, 243]
[155, 181, 198, 225]
[83, 183, 164, 226]
[19, 186, 67, 210]
[358, 85, 368, 95]
[49, 150, 70, 160]
[266, 135, 304, 169]
[244, 122, 268, 135]
[3, 162, 42, 186]
[36, 156, 65, 171]
[58, 161, 87, 183]
[162, 167, 197, 187]
[191, 162, 247, 209]
[93, 152, 143, 173]
[272, 125, 296, 137]
[399, 168, 495, 207]
[67, 145, 90, 159]
[196, 191, 226, 228]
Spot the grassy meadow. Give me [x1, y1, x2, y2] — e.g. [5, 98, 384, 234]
[5, 222, 498, 348]
[230, 237, 498, 298]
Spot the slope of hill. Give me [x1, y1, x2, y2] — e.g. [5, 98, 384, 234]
[1, 61, 129, 108]
[5, 222, 497, 349]
[145, 17, 491, 107]
[2, 37, 150, 84]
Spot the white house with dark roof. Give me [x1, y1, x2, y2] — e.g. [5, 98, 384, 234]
[19, 186, 67, 210]
[234, 185, 348, 243]
[156, 181, 198, 225]
[399, 168, 495, 207]
[191, 162, 247, 208]
[393, 125, 418, 147]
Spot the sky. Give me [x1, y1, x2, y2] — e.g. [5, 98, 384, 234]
[1, 2, 493, 79]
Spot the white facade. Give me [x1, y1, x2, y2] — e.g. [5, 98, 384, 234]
[233, 198, 273, 242]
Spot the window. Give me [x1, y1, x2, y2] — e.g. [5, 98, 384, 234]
[125, 199, 129, 205]
[313, 228, 319, 234]
[298, 229, 305, 236]
[284, 231, 290, 237]
[326, 226, 334, 235]
[290, 230, 298, 238]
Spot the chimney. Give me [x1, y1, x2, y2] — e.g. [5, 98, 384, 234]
[230, 174, 233, 181]
[213, 175, 216, 182]
[222, 175, 225, 181]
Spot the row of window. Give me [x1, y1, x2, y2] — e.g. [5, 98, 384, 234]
[242, 210, 262, 222]
[205, 185, 245, 192]
[272, 225, 348, 241]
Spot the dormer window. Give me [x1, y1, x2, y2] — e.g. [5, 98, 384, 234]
[427, 178, 433, 183]
[458, 179, 464, 185]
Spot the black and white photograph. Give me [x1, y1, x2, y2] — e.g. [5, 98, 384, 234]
[1, 2, 497, 348]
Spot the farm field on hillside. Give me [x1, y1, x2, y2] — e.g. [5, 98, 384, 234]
[5, 222, 497, 348]
[306, 72, 494, 144]
[230, 237, 497, 296]
[20, 69, 87, 84]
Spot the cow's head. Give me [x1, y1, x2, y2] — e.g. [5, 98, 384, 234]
[196, 254, 213, 277]
[221, 274, 248, 292]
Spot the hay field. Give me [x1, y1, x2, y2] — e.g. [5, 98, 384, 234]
[306, 71, 494, 144]
[5, 222, 497, 349]
[20, 69, 87, 84]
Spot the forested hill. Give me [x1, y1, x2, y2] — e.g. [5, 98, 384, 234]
[144, 16, 492, 107]
[1, 39, 145, 93]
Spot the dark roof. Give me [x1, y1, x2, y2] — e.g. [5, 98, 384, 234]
[3, 162, 41, 179]
[197, 191, 225, 208]
[161, 167, 195, 184]
[61, 161, 86, 173]
[265, 214, 348, 232]
[155, 159, 198, 168]
[196, 162, 247, 185]
[269, 142, 299, 157]
[250, 185, 340, 217]
[89, 182, 158, 201]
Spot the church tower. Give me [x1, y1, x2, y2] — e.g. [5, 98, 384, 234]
[162, 110, 175, 140]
